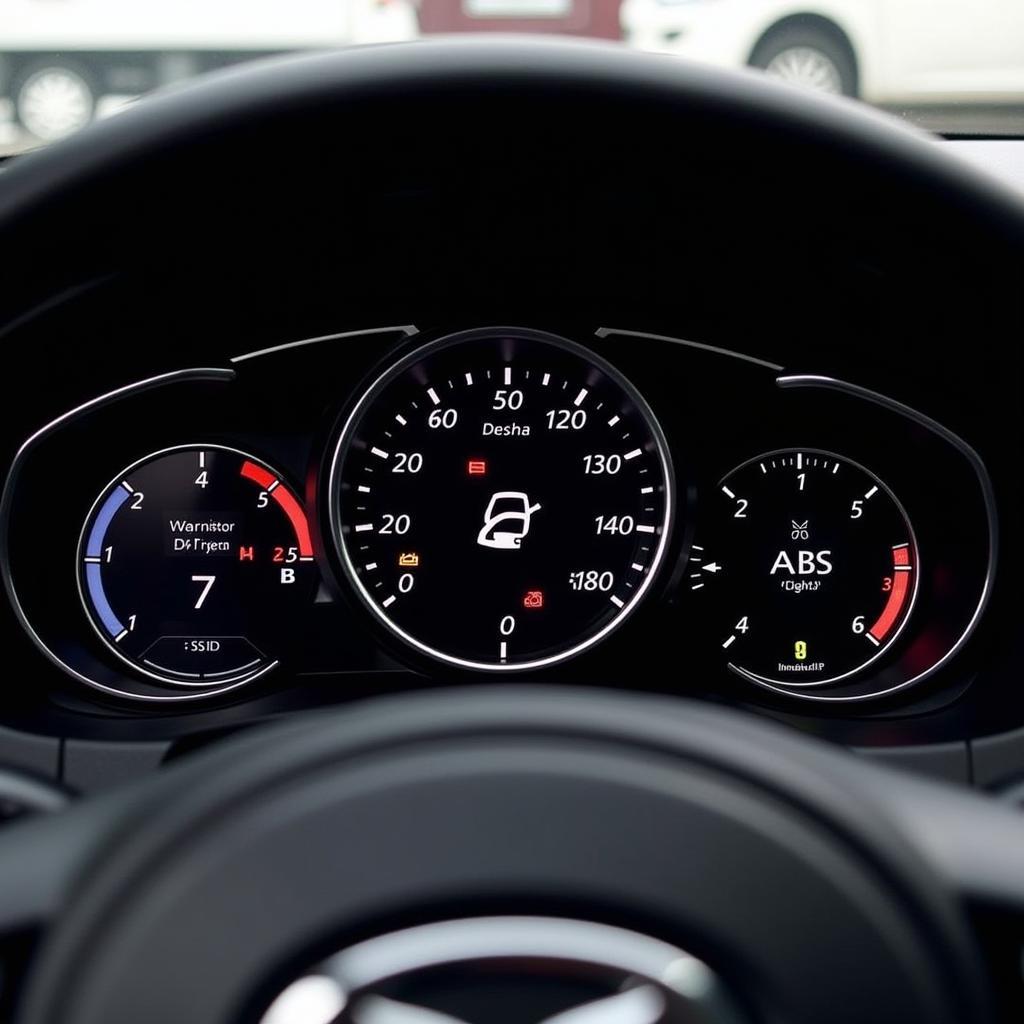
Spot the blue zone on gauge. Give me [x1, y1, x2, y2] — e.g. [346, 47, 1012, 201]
[82, 483, 132, 640]
[79, 446, 320, 688]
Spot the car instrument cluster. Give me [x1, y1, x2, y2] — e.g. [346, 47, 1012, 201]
[1, 325, 994, 706]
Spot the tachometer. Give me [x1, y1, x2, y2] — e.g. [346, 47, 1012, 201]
[698, 449, 917, 687]
[329, 328, 673, 670]
[78, 445, 318, 687]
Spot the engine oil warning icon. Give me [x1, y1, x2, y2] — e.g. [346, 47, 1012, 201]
[477, 492, 542, 550]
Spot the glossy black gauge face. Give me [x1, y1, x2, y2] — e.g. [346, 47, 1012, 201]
[331, 328, 673, 670]
[700, 450, 917, 687]
[78, 446, 318, 686]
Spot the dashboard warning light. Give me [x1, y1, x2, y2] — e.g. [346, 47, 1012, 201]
[523, 590, 544, 609]
[468, 459, 487, 476]
[398, 552, 420, 567]
[238, 545, 255, 561]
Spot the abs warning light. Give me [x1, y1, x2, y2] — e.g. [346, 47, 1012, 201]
[467, 459, 487, 476]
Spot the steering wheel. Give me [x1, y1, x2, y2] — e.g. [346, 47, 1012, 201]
[1, 39, 1023, 1024]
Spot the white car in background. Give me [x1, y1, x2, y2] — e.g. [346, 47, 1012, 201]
[620, 0, 1024, 103]
[0, 0, 419, 143]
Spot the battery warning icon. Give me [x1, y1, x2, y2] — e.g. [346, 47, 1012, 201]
[398, 553, 420, 567]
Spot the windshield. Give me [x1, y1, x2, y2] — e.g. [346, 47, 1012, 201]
[1, 0, 1022, 153]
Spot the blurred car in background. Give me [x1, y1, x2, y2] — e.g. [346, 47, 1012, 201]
[620, 0, 1024, 102]
[2, 0, 1022, 151]
[0, 0, 418, 142]
[417, 0, 620, 41]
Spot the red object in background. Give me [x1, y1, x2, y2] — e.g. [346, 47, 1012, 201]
[523, 590, 544, 609]
[417, 0, 622, 39]
[468, 459, 487, 475]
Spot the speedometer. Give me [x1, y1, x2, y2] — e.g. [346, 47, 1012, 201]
[329, 328, 673, 670]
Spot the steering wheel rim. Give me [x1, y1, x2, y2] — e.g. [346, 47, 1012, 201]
[0, 37, 1022, 331]
[6, 687, 998, 1024]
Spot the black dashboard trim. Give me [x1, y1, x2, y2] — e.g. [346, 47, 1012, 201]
[229, 324, 419, 364]
[595, 326, 784, 373]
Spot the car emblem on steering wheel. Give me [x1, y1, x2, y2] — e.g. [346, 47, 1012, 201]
[348, 984, 665, 1024]
[259, 917, 747, 1024]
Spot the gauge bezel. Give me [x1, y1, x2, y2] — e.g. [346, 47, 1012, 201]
[714, 447, 920, 690]
[327, 326, 675, 673]
[75, 442, 300, 690]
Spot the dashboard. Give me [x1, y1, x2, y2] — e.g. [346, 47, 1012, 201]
[0, 41, 1019, 797]
[3, 322, 995, 708]
[0, 313, 1014, 779]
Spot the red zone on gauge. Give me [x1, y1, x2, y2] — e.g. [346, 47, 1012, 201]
[239, 460, 315, 560]
[870, 543, 913, 644]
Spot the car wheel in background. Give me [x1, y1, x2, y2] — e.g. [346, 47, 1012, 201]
[750, 24, 857, 97]
[15, 62, 96, 142]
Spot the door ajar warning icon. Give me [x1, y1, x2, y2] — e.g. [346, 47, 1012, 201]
[477, 492, 542, 550]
